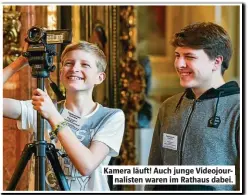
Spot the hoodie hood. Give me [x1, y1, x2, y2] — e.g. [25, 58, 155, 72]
[175, 81, 240, 128]
[185, 81, 240, 100]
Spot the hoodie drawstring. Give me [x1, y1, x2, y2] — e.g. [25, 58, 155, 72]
[208, 91, 224, 128]
[175, 90, 187, 112]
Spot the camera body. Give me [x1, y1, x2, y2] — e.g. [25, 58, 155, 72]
[23, 26, 72, 78]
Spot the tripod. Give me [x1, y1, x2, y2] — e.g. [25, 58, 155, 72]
[7, 78, 70, 191]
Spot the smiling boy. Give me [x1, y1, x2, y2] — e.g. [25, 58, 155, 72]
[145, 22, 240, 191]
[3, 41, 125, 191]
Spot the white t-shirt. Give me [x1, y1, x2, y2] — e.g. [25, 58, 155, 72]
[17, 100, 125, 191]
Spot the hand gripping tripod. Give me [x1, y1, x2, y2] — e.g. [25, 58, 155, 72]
[6, 78, 70, 191]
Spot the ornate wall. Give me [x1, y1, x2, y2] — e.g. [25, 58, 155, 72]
[3, 6, 35, 190]
[3, 6, 48, 190]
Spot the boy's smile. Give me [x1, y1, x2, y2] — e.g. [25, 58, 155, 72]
[177, 70, 193, 77]
[67, 75, 85, 81]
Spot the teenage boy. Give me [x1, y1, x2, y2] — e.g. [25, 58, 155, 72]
[3, 41, 125, 191]
[145, 22, 240, 191]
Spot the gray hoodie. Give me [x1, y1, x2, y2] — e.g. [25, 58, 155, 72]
[146, 81, 240, 191]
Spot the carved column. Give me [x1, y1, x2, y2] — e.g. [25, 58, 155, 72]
[119, 6, 145, 190]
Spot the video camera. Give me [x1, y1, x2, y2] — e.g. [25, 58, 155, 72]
[23, 26, 72, 78]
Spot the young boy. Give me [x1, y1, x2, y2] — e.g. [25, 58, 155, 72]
[145, 22, 240, 191]
[3, 41, 125, 191]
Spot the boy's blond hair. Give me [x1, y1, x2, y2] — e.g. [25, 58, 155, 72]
[61, 41, 107, 72]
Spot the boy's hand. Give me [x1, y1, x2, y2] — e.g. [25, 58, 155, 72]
[32, 88, 62, 126]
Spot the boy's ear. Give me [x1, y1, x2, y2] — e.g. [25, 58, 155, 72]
[213, 55, 223, 71]
[96, 72, 106, 84]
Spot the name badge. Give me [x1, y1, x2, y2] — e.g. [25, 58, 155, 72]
[163, 133, 178, 150]
[61, 108, 82, 131]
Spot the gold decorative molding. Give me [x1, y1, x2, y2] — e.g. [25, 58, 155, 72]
[47, 5, 57, 30]
[109, 6, 119, 108]
[119, 6, 146, 167]
[3, 6, 22, 67]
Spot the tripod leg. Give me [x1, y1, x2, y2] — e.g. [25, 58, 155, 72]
[7, 143, 36, 190]
[34, 140, 47, 190]
[46, 143, 70, 191]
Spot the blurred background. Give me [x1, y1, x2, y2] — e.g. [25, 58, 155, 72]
[3, 4, 241, 191]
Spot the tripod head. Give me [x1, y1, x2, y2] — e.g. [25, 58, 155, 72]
[22, 26, 72, 78]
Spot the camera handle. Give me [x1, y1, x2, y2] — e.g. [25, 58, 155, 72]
[7, 78, 70, 191]
[48, 78, 65, 101]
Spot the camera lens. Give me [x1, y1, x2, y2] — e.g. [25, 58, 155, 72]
[27, 27, 43, 43]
